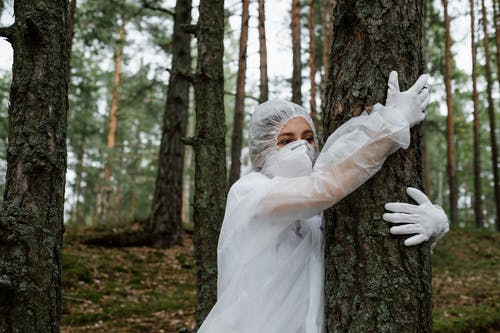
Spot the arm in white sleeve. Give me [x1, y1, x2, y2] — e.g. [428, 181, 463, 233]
[255, 106, 411, 222]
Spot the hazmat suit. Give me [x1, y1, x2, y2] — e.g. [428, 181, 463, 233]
[197, 72, 449, 333]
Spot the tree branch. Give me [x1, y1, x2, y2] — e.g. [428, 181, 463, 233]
[224, 91, 260, 102]
[166, 67, 196, 84]
[141, 0, 174, 16]
[0, 25, 15, 43]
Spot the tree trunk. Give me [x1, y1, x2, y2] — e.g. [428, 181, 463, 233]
[228, 0, 250, 186]
[323, 1, 432, 332]
[291, 0, 302, 104]
[443, 0, 458, 226]
[71, 136, 85, 225]
[68, 0, 77, 59]
[258, 0, 268, 103]
[470, 0, 483, 228]
[320, 0, 335, 109]
[0, 0, 69, 331]
[192, 0, 226, 327]
[481, 0, 500, 231]
[308, 0, 318, 128]
[148, 0, 192, 248]
[101, 18, 125, 224]
[493, 0, 500, 87]
[423, 125, 431, 197]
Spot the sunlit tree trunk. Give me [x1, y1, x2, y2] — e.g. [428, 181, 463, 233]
[192, 0, 226, 327]
[481, 0, 500, 230]
[470, 0, 483, 228]
[258, 0, 268, 103]
[323, 0, 432, 331]
[308, 0, 318, 127]
[443, 0, 458, 226]
[148, 0, 192, 247]
[229, 0, 249, 186]
[291, 0, 302, 104]
[101, 18, 126, 224]
[0, 0, 69, 330]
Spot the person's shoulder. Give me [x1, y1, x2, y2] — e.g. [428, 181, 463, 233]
[229, 171, 270, 201]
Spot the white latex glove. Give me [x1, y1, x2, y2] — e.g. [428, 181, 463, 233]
[384, 71, 430, 127]
[383, 187, 449, 251]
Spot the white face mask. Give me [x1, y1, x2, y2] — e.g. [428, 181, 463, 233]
[261, 140, 317, 178]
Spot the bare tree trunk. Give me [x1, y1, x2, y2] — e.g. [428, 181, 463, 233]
[192, 0, 226, 327]
[68, 0, 77, 59]
[493, 0, 500, 87]
[320, 0, 335, 109]
[481, 0, 500, 230]
[470, 0, 483, 228]
[423, 125, 431, 197]
[148, 0, 192, 248]
[308, 0, 318, 128]
[229, 0, 250, 186]
[443, 0, 458, 226]
[258, 0, 268, 103]
[291, 0, 302, 104]
[0, 0, 69, 330]
[102, 19, 126, 224]
[323, 0, 432, 331]
[92, 182, 100, 226]
[71, 136, 85, 225]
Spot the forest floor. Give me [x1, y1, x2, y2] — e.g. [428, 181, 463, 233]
[61, 227, 499, 333]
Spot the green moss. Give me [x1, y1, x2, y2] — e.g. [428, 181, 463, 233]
[75, 289, 102, 303]
[433, 303, 500, 333]
[62, 252, 93, 285]
[61, 312, 108, 325]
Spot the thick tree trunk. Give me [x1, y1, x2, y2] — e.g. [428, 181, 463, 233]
[258, 0, 268, 103]
[443, 0, 458, 226]
[291, 0, 302, 104]
[308, 0, 318, 128]
[481, 0, 500, 230]
[148, 0, 192, 248]
[192, 0, 226, 327]
[0, 0, 69, 331]
[323, 1, 432, 332]
[228, 0, 250, 186]
[470, 0, 483, 228]
[101, 19, 125, 224]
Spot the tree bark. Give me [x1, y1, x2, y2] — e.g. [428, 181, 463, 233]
[71, 135, 85, 225]
[291, 0, 302, 104]
[148, 0, 192, 248]
[470, 0, 483, 228]
[493, 0, 500, 87]
[308, 0, 318, 128]
[443, 0, 458, 226]
[101, 18, 126, 224]
[228, 0, 250, 186]
[320, 0, 335, 109]
[192, 0, 226, 327]
[323, 1, 432, 332]
[0, 0, 69, 331]
[481, 0, 500, 231]
[258, 0, 268, 103]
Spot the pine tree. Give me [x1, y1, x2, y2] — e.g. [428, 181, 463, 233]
[0, 0, 69, 330]
[258, 0, 268, 103]
[323, 0, 432, 331]
[291, 0, 302, 104]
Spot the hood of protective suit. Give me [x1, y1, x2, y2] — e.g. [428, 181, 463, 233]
[248, 99, 318, 171]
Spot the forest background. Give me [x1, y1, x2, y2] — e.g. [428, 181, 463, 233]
[0, 0, 499, 332]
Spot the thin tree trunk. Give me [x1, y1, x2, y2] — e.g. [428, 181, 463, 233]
[443, 0, 458, 226]
[308, 0, 318, 128]
[493, 0, 500, 87]
[112, 150, 123, 225]
[0, 0, 69, 330]
[192, 0, 226, 327]
[92, 182, 100, 226]
[323, 1, 432, 331]
[258, 0, 268, 103]
[229, 0, 250, 186]
[68, 0, 77, 59]
[423, 125, 431, 197]
[481, 0, 500, 230]
[148, 0, 192, 248]
[128, 125, 140, 222]
[471, 0, 483, 228]
[71, 136, 85, 225]
[291, 0, 302, 104]
[101, 19, 125, 224]
[320, 0, 335, 109]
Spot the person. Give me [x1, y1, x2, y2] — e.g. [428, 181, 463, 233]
[197, 71, 449, 333]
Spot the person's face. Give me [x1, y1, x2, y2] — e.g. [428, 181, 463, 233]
[277, 117, 316, 150]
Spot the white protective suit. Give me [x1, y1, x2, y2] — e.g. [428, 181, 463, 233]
[197, 72, 444, 333]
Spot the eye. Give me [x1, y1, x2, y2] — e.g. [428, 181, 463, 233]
[280, 139, 292, 146]
[305, 137, 315, 143]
